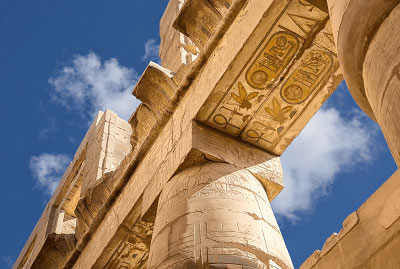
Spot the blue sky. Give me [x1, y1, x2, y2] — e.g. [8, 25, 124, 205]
[0, 1, 397, 268]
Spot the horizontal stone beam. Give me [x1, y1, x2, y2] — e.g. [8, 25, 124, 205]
[196, 0, 342, 155]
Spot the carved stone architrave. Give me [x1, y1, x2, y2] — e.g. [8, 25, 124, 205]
[242, 21, 342, 154]
[197, 1, 342, 155]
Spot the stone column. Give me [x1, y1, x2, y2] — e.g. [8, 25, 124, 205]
[363, 3, 400, 168]
[148, 162, 293, 269]
[327, 0, 400, 167]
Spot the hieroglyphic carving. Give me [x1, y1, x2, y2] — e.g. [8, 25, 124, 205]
[243, 97, 295, 147]
[200, 0, 328, 140]
[148, 163, 292, 268]
[105, 221, 154, 269]
[281, 50, 332, 104]
[323, 31, 335, 46]
[211, 81, 260, 134]
[265, 97, 293, 124]
[242, 21, 340, 153]
[286, 13, 320, 37]
[231, 81, 259, 109]
[212, 106, 243, 135]
[246, 32, 300, 90]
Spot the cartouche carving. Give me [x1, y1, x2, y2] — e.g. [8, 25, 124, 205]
[246, 32, 299, 90]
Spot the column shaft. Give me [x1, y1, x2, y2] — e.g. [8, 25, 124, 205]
[363, 3, 400, 167]
[148, 162, 292, 269]
[327, 0, 400, 168]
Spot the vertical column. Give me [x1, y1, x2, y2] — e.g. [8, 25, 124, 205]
[148, 162, 293, 269]
[362, 3, 400, 167]
[327, 0, 400, 168]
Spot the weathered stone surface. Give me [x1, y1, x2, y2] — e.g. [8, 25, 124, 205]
[132, 62, 177, 117]
[300, 250, 320, 269]
[73, 110, 132, 244]
[74, 171, 115, 243]
[129, 62, 178, 152]
[209, 0, 232, 16]
[381, 186, 400, 229]
[363, 3, 400, 168]
[129, 103, 158, 149]
[148, 163, 293, 269]
[192, 122, 284, 201]
[304, 0, 328, 12]
[173, 0, 222, 50]
[302, 170, 400, 268]
[320, 233, 338, 256]
[327, 0, 400, 120]
[60, 162, 84, 218]
[82, 110, 132, 195]
[104, 220, 154, 269]
[13, 111, 132, 269]
[338, 211, 358, 239]
[159, 0, 193, 73]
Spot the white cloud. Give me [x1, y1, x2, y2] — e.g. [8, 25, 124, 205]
[142, 39, 160, 62]
[29, 153, 70, 195]
[272, 107, 377, 221]
[49, 51, 140, 121]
